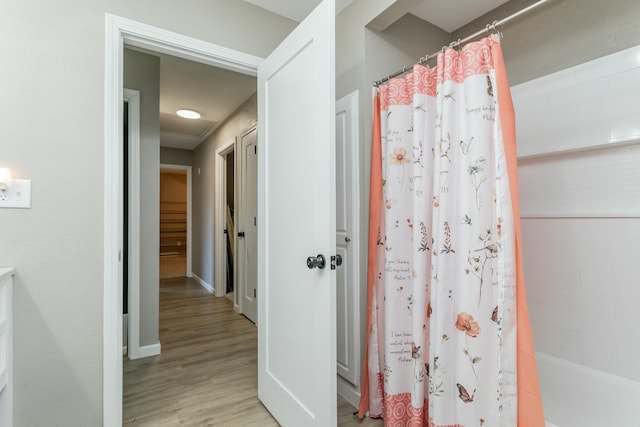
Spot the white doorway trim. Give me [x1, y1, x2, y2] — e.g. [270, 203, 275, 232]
[104, 14, 262, 426]
[123, 88, 142, 360]
[160, 163, 193, 278]
[214, 138, 237, 300]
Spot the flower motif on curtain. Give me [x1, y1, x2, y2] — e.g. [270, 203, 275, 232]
[391, 147, 410, 165]
[455, 312, 480, 338]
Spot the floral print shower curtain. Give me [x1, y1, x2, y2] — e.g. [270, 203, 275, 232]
[359, 36, 545, 427]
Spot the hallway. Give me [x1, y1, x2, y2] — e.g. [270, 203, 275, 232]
[123, 277, 382, 426]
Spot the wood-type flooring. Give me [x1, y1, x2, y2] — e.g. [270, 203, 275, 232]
[123, 277, 383, 426]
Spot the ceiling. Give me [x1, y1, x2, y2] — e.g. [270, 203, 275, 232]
[158, 0, 510, 151]
[411, 0, 510, 32]
[158, 53, 257, 150]
[244, 0, 510, 32]
[244, 0, 356, 22]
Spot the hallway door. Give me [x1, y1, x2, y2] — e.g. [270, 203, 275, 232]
[257, 1, 336, 426]
[335, 91, 360, 395]
[239, 127, 258, 323]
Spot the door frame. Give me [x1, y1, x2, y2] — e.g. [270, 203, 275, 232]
[123, 88, 142, 359]
[237, 125, 258, 322]
[104, 14, 262, 426]
[159, 163, 193, 277]
[214, 138, 236, 299]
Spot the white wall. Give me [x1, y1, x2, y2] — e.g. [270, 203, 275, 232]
[0, 1, 294, 425]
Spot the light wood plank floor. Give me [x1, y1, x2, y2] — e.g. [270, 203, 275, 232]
[124, 277, 383, 426]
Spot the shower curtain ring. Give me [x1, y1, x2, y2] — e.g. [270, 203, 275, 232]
[491, 20, 503, 37]
[456, 38, 462, 51]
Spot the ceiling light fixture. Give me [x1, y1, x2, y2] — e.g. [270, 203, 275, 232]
[176, 109, 201, 119]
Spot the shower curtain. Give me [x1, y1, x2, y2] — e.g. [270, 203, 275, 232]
[359, 36, 545, 427]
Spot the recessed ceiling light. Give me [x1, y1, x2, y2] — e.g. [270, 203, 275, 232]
[176, 109, 201, 119]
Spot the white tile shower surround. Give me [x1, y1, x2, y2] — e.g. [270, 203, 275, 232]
[512, 44, 640, 158]
[518, 144, 640, 216]
[522, 218, 640, 382]
[511, 40, 640, 425]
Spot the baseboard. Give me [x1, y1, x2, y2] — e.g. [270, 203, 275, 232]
[137, 342, 161, 358]
[191, 273, 214, 294]
[337, 376, 361, 408]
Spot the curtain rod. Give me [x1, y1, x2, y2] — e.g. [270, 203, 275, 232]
[374, 0, 553, 87]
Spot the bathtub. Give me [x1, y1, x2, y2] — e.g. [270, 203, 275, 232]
[537, 351, 640, 426]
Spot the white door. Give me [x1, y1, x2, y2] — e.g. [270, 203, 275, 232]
[335, 91, 360, 392]
[257, 1, 336, 426]
[240, 127, 258, 323]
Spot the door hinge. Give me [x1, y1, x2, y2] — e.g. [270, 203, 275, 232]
[254, 216, 256, 226]
[254, 145, 257, 155]
[253, 288, 256, 298]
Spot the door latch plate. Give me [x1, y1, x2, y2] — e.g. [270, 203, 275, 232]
[330, 254, 343, 270]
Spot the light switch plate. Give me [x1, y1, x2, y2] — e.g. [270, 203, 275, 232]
[0, 179, 32, 208]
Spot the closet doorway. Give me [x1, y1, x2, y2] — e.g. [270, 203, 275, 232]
[159, 165, 192, 279]
[224, 150, 235, 299]
[214, 130, 258, 325]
